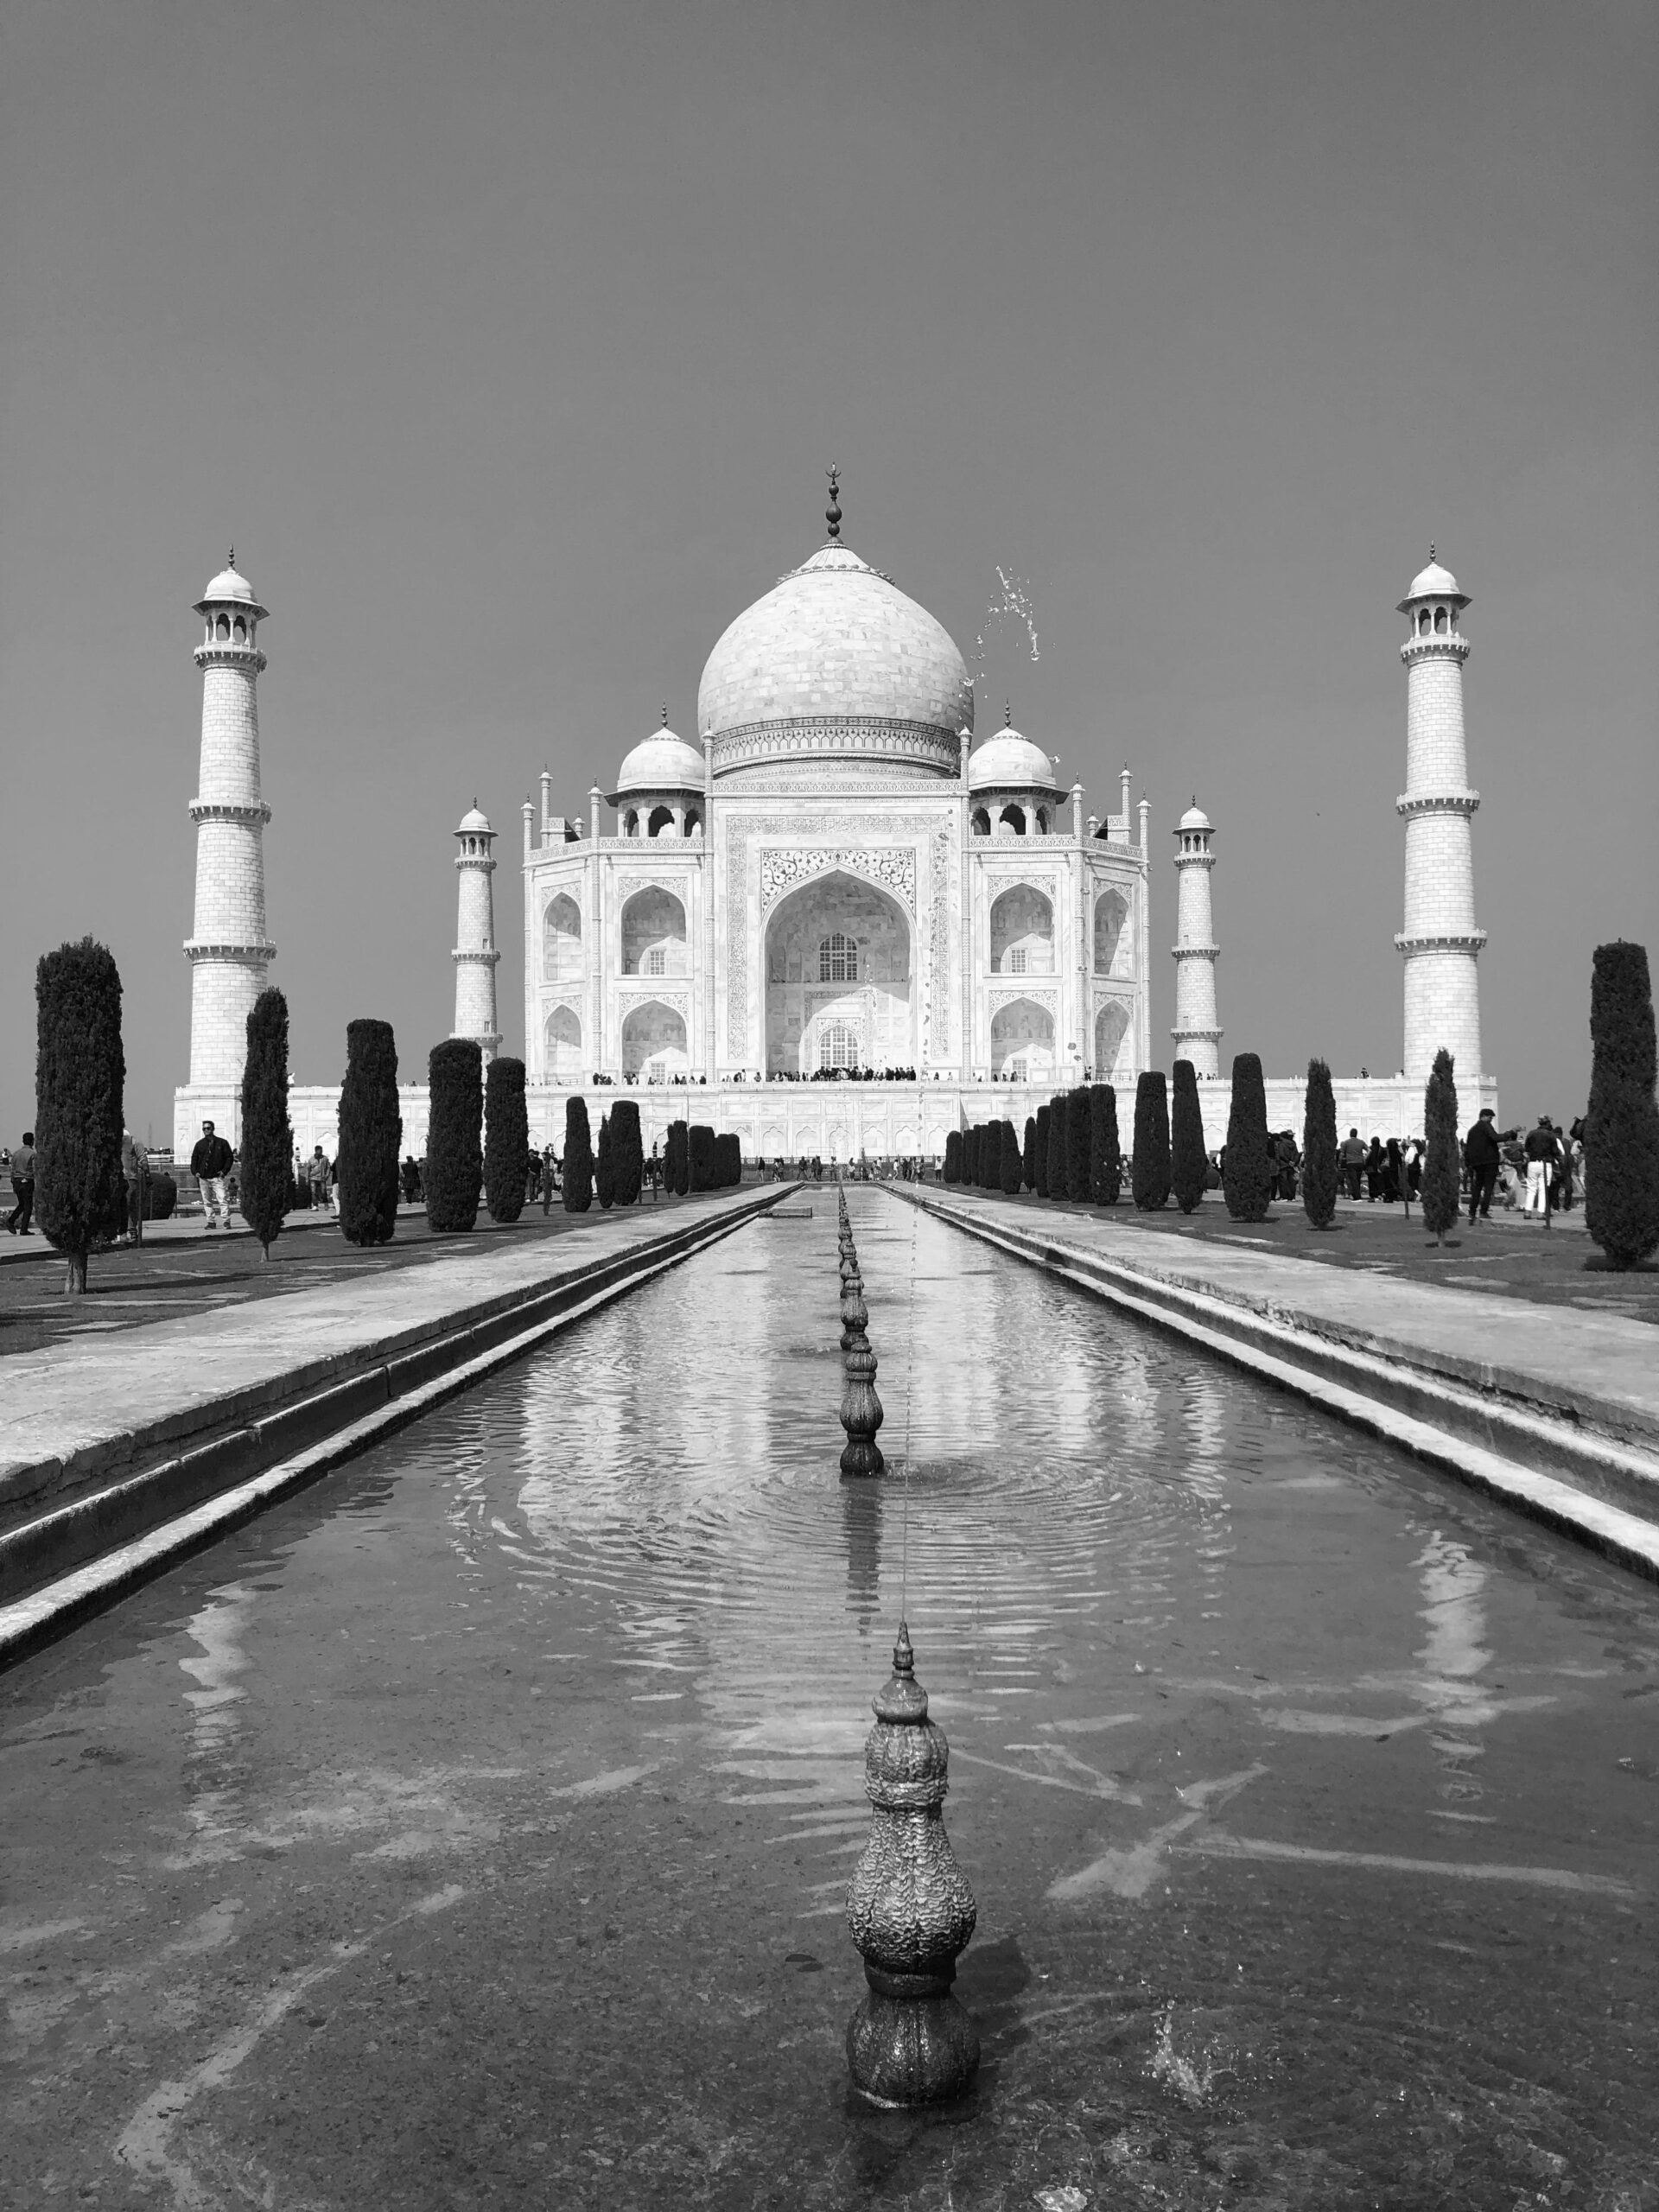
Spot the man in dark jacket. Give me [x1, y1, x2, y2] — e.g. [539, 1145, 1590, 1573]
[6, 1132, 35, 1235]
[190, 1120, 235, 1230]
[1464, 1108, 1502, 1224]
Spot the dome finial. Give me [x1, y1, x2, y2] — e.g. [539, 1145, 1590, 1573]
[228, 546, 235, 569]
[1004, 700, 1011, 730]
[661, 702, 668, 728]
[1428, 541, 1436, 563]
[825, 464, 842, 540]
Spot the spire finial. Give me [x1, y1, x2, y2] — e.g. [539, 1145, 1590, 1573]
[825, 465, 842, 540]
[1428, 541, 1436, 563]
[661, 702, 668, 728]
[228, 546, 235, 569]
[1004, 700, 1011, 730]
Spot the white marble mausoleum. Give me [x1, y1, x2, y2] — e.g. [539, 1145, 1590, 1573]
[514, 504, 1152, 1159]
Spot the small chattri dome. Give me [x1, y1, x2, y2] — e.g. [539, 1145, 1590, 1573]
[202, 561, 257, 604]
[969, 724, 1058, 791]
[457, 804, 492, 834]
[1179, 803, 1211, 832]
[1400, 547, 1469, 610]
[614, 728, 706, 795]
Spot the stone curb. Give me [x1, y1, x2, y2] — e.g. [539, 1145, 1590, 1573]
[898, 1188, 1659, 1585]
[0, 1187, 785, 1661]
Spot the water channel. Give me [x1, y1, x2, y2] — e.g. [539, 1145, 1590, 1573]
[3, 1191, 1656, 2209]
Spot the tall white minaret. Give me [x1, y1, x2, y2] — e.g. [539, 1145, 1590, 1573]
[181, 554, 274, 1143]
[1395, 549, 1484, 1088]
[1171, 801, 1222, 1075]
[452, 803, 501, 1059]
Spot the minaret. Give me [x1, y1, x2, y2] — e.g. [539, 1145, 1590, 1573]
[1395, 549, 1484, 1088]
[183, 553, 274, 1129]
[452, 802, 501, 1059]
[1171, 801, 1222, 1075]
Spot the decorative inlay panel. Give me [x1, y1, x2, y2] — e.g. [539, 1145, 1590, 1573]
[759, 846, 915, 914]
[988, 988, 1057, 1014]
[614, 874, 694, 902]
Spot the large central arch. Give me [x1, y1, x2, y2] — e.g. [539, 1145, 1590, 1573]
[762, 869, 914, 1077]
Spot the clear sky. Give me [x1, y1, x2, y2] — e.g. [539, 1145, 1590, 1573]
[3, 0, 1654, 1146]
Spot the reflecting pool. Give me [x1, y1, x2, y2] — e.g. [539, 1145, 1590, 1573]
[2, 1191, 1656, 2210]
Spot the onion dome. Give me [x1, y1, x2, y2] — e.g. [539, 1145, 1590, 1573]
[457, 803, 492, 834]
[968, 723, 1061, 792]
[697, 540, 973, 780]
[1179, 802, 1211, 832]
[613, 726, 706, 796]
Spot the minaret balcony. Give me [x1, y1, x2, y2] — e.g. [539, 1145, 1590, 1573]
[452, 946, 502, 966]
[1400, 633, 1470, 666]
[1395, 790, 1479, 817]
[183, 938, 276, 963]
[194, 643, 268, 674]
[1395, 929, 1487, 955]
[188, 798, 272, 827]
[1171, 942, 1220, 960]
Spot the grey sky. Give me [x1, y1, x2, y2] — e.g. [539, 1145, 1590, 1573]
[3, 0, 1654, 1143]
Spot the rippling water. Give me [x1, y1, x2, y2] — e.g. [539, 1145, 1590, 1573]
[6, 1189, 1656, 2209]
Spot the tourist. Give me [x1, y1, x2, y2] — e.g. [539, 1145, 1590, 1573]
[120, 1128, 149, 1245]
[1364, 1136, 1384, 1201]
[542, 1146, 558, 1211]
[306, 1145, 332, 1214]
[401, 1156, 423, 1205]
[6, 1131, 35, 1236]
[1382, 1139, 1403, 1204]
[1339, 1128, 1365, 1201]
[191, 1120, 235, 1230]
[1464, 1108, 1501, 1223]
[1523, 1116, 1559, 1218]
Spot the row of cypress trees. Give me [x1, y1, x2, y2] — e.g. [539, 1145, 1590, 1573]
[556, 1104, 737, 1211]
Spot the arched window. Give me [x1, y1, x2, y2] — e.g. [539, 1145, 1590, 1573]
[623, 810, 640, 837]
[818, 932, 858, 983]
[818, 1020, 859, 1072]
[1094, 888, 1129, 975]
[989, 886, 1054, 976]
[1433, 606, 1448, 632]
[647, 804, 674, 838]
[232, 616, 246, 642]
[215, 613, 230, 640]
[1035, 807, 1049, 834]
[1418, 608, 1431, 634]
[971, 808, 991, 837]
[998, 804, 1027, 836]
[683, 808, 701, 836]
[544, 1005, 582, 1077]
[543, 893, 582, 982]
[620, 887, 688, 976]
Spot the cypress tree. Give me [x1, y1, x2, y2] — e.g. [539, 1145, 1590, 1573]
[981, 1124, 995, 1190]
[1022, 1116, 1038, 1191]
[610, 1097, 644, 1206]
[689, 1123, 715, 1192]
[1000, 1118, 1022, 1196]
[426, 1039, 484, 1232]
[35, 938, 126, 1295]
[483, 1056, 530, 1224]
[1034, 1104, 1052, 1198]
[963, 1125, 978, 1189]
[1065, 1089, 1092, 1202]
[563, 1096, 594, 1212]
[594, 1111, 615, 1209]
[665, 1118, 690, 1196]
[1302, 1057, 1338, 1230]
[943, 1129, 963, 1185]
[1223, 1052, 1272, 1223]
[1090, 1084, 1122, 1205]
[1586, 942, 1659, 1269]
[1421, 1047, 1461, 1246]
[1131, 1071, 1171, 1210]
[239, 986, 293, 1259]
[716, 1131, 741, 1186]
[1046, 1091, 1068, 1202]
[338, 1018, 402, 1247]
[1171, 1059, 1208, 1215]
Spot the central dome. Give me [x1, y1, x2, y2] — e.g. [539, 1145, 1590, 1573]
[697, 542, 974, 779]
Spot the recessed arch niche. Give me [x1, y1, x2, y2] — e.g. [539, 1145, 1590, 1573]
[543, 893, 582, 983]
[620, 887, 687, 977]
[989, 884, 1054, 976]
[762, 869, 913, 1077]
[1094, 1001, 1131, 1084]
[990, 997, 1055, 1082]
[1094, 888, 1130, 976]
[621, 1001, 688, 1082]
[544, 1004, 583, 1078]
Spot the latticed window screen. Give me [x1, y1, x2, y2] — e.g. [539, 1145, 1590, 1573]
[645, 949, 665, 976]
[818, 933, 857, 983]
[1007, 946, 1027, 975]
[819, 1022, 859, 1072]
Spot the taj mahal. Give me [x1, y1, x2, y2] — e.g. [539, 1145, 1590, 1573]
[173, 482, 1496, 1163]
